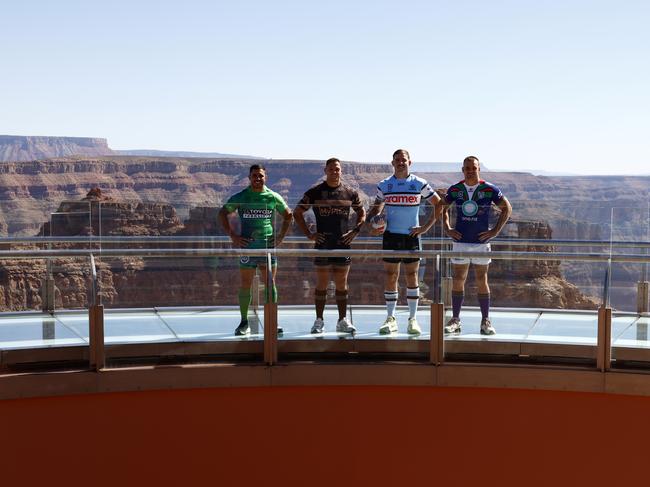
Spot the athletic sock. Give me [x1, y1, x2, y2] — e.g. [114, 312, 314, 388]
[238, 288, 252, 321]
[407, 286, 419, 319]
[315, 289, 327, 319]
[384, 290, 398, 317]
[452, 291, 464, 319]
[335, 290, 348, 320]
[478, 293, 491, 319]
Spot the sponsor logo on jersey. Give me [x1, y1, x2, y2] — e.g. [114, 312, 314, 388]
[461, 200, 479, 217]
[384, 194, 421, 205]
[242, 209, 273, 218]
[316, 207, 349, 217]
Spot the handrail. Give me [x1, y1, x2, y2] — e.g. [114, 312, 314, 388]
[2, 247, 650, 263]
[3, 235, 650, 249]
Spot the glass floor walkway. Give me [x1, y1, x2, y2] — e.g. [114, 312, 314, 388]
[1, 307, 650, 366]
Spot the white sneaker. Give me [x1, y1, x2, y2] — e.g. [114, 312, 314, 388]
[444, 317, 462, 334]
[480, 317, 496, 335]
[336, 317, 356, 333]
[379, 316, 398, 334]
[407, 317, 421, 335]
[311, 318, 325, 334]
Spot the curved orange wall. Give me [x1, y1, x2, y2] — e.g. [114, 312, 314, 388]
[2, 386, 649, 486]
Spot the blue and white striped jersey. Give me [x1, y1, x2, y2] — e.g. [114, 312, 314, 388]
[375, 174, 436, 235]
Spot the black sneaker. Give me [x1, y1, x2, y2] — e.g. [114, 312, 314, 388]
[235, 320, 250, 336]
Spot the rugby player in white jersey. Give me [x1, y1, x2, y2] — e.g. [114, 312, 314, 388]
[366, 149, 441, 335]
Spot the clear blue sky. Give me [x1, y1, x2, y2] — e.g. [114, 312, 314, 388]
[2, 0, 648, 173]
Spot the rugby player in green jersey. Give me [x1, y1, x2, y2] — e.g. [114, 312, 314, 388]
[218, 164, 293, 336]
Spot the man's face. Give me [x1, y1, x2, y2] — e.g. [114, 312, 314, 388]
[324, 161, 342, 185]
[391, 151, 411, 175]
[249, 168, 266, 190]
[462, 159, 480, 183]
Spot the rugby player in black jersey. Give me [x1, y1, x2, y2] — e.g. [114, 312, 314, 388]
[294, 158, 366, 334]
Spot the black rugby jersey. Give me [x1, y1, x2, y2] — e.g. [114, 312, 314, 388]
[298, 181, 362, 248]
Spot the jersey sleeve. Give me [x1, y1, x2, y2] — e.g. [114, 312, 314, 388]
[491, 184, 504, 203]
[444, 185, 456, 204]
[222, 193, 240, 213]
[375, 185, 385, 202]
[420, 181, 436, 201]
[274, 192, 289, 213]
[297, 187, 314, 209]
[351, 189, 362, 210]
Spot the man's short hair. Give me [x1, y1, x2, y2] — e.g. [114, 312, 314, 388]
[463, 156, 479, 166]
[393, 149, 410, 160]
[325, 158, 340, 167]
[249, 164, 266, 174]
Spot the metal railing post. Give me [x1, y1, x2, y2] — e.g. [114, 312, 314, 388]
[637, 281, 649, 314]
[430, 255, 444, 365]
[88, 254, 105, 371]
[263, 252, 277, 365]
[597, 258, 612, 371]
[41, 258, 55, 312]
[597, 306, 612, 371]
[89, 303, 105, 371]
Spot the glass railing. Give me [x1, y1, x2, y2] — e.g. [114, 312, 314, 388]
[2, 200, 650, 372]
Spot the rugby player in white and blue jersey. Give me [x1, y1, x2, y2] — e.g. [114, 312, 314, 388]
[366, 149, 441, 335]
[442, 156, 512, 336]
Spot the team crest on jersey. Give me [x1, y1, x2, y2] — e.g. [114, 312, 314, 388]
[461, 200, 478, 216]
[409, 184, 416, 190]
[387, 184, 393, 191]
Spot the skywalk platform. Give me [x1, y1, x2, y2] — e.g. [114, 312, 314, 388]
[2, 306, 649, 368]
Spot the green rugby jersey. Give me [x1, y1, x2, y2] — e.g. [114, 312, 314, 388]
[223, 186, 288, 248]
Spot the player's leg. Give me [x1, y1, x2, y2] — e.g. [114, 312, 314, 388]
[235, 265, 257, 335]
[311, 262, 329, 333]
[380, 261, 400, 334]
[259, 263, 278, 303]
[444, 263, 469, 334]
[333, 261, 355, 333]
[404, 259, 422, 334]
[474, 264, 495, 335]
[259, 262, 284, 334]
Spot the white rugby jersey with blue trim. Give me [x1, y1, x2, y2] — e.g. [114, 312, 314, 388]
[375, 174, 436, 235]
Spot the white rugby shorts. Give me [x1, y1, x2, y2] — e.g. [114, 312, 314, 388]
[451, 242, 491, 265]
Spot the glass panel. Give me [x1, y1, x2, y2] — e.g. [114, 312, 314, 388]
[158, 309, 246, 341]
[0, 313, 87, 350]
[608, 206, 649, 313]
[0, 199, 58, 237]
[103, 311, 176, 344]
[525, 312, 598, 345]
[0, 258, 48, 312]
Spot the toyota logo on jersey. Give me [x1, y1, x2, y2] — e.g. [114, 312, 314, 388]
[384, 194, 421, 205]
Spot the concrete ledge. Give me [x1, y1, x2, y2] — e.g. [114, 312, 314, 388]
[5, 361, 650, 400]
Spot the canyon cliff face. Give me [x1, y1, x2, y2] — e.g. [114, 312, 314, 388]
[0, 156, 647, 311]
[0, 136, 113, 162]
